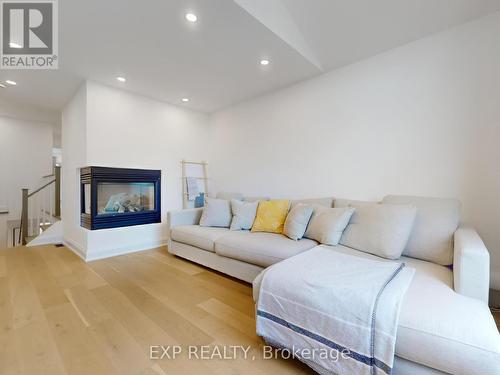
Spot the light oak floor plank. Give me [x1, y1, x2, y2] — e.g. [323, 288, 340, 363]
[45, 303, 119, 375]
[0, 275, 21, 375]
[6, 248, 67, 375]
[0, 244, 314, 375]
[0, 255, 6, 277]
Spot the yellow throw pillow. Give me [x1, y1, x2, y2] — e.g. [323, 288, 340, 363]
[251, 200, 290, 234]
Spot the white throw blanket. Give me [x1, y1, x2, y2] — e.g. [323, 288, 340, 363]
[185, 177, 199, 201]
[256, 246, 415, 375]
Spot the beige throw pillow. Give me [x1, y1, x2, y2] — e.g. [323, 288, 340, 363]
[304, 205, 355, 246]
[340, 204, 417, 259]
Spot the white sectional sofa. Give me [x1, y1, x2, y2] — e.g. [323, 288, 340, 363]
[167, 195, 500, 375]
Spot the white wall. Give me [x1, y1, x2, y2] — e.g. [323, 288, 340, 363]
[208, 14, 500, 288]
[61, 81, 210, 259]
[0, 98, 56, 248]
[61, 84, 88, 254]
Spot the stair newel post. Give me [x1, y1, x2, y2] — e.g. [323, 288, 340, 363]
[55, 165, 61, 218]
[21, 188, 29, 245]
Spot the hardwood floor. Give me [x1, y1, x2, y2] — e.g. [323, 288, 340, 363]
[493, 310, 500, 328]
[0, 245, 314, 375]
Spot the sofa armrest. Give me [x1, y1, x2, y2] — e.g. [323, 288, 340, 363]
[167, 208, 203, 231]
[453, 226, 490, 304]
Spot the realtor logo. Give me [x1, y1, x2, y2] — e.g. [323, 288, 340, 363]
[1, 0, 58, 69]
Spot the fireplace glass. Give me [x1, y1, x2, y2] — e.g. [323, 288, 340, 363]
[80, 166, 161, 230]
[97, 182, 155, 215]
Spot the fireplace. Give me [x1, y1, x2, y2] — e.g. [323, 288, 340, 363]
[80, 166, 161, 230]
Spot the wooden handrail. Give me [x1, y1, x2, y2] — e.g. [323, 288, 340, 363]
[27, 179, 55, 198]
[21, 189, 28, 245]
[55, 166, 61, 217]
[19, 166, 61, 246]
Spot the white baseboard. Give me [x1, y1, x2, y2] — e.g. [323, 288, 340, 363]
[62, 238, 86, 260]
[63, 235, 166, 262]
[84, 240, 167, 262]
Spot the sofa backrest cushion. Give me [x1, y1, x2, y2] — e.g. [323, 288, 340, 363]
[304, 205, 355, 246]
[340, 204, 417, 260]
[334, 198, 379, 208]
[199, 198, 232, 228]
[291, 197, 333, 208]
[216, 192, 244, 201]
[382, 195, 461, 265]
[244, 196, 270, 202]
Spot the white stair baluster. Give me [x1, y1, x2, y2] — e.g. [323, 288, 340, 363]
[36, 194, 40, 236]
[49, 184, 55, 225]
[42, 189, 46, 232]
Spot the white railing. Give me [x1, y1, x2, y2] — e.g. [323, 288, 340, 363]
[18, 166, 60, 246]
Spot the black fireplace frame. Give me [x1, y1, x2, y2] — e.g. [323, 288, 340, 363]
[80, 166, 161, 230]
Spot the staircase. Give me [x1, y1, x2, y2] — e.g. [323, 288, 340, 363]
[13, 166, 61, 246]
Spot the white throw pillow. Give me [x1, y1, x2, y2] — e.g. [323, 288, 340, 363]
[340, 204, 417, 259]
[199, 198, 232, 228]
[304, 205, 355, 246]
[283, 203, 314, 240]
[230, 199, 258, 230]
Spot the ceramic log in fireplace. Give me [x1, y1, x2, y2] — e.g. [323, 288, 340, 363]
[80, 166, 161, 230]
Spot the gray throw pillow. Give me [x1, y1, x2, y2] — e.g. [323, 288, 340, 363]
[199, 198, 232, 228]
[304, 205, 355, 246]
[230, 199, 258, 230]
[340, 204, 417, 259]
[283, 203, 314, 240]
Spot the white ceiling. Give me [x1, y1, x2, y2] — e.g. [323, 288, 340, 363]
[0, 0, 499, 113]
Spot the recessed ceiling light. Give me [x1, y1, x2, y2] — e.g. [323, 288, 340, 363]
[260, 59, 270, 66]
[5, 80, 17, 86]
[185, 13, 197, 22]
[181, 98, 189, 102]
[9, 42, 22, 48]
[116, 76, 126, 82]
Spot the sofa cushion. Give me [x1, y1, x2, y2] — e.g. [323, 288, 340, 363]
[304, 205, 355, 246]
[291, 197, 333, 208]
[252, 245, 500, 375]
[340, 204, 417, 259]
[382, 195, 461, 265]
[283, 203, 314, 241]
[230, 199, 258, 231]
[216, 192, 244, 201]
[397, 256, 500, 375]
[244, 196, 270, 202]
[251, 200, 290, 234]
[171, 225, 229, 252]
[199, 198, 232, 228]
[215, 231, 317, 267]
[334, 198, 378, 208]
